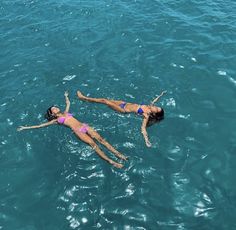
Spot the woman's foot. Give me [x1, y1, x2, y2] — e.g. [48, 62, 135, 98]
[111, 161, 124, 168]
[118, 154, 128, 161]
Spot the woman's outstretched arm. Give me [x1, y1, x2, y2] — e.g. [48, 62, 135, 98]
[17, 120, 57, 131]
[64, 91, 70, 113]
[141, 115, 152, 147]
[150, 90, 167, 105]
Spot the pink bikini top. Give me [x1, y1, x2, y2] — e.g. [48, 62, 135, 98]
[57, 113, 73, 124]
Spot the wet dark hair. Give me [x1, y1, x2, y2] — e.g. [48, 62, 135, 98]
[44, 106, 57, 121]
[147, 108, 164, 127]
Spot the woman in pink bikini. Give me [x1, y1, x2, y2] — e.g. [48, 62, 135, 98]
[77, 90, 166, 147]
[17, 92, 127, 168]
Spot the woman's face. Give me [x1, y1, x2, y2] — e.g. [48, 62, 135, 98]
[51, 106, 60, 115]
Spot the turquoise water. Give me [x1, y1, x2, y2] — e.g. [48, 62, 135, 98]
[1, 0, 236, 229]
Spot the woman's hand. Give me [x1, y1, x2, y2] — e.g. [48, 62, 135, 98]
[17, 121, 55, 131]
[145, 139, 152, 147]
[151, 90, 167, 105]
[64, 91, 69, 97]
[64, 91, 70, 112]
[17, 126, 28, 131]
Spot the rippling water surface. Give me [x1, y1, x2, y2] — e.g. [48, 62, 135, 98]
[1, 0, 236, 229]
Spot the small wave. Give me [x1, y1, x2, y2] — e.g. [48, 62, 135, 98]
[7, 118, 13, 126]
[228, 76, 236, 86]
[217, 71, 236, 86]
[217, 70, 227, 76]
[123, 142, 135, 148]
[166, 98, 176, 107]
[125, 93, 135, 99]
[170, 63, 185, 69]
[179, 114, 190, 119]
[63, 75, 76, 81]
[1, 103, 7, 107]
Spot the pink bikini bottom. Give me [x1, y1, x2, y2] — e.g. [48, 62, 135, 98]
[73, 123, 89, 134]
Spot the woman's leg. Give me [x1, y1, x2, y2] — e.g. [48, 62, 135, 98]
[77, 90, 126, 113]
[87, 127, 128, 161]
[75, 131, 123, 168]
